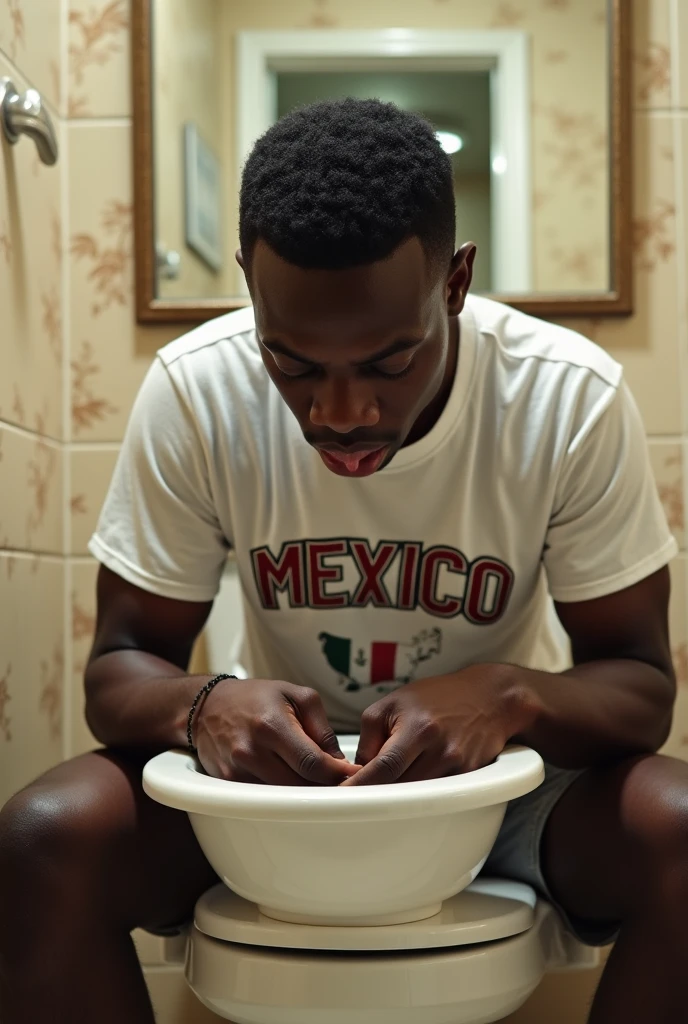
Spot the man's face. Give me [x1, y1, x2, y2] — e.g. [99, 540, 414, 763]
[239, 237, 474, 478]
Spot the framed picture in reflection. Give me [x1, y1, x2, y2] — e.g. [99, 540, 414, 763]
[184, 122, 223, 273]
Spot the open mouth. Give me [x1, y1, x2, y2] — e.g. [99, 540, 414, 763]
[317, 445, 390, 478]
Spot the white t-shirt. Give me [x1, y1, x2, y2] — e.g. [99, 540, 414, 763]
[89, 295, 677, 731]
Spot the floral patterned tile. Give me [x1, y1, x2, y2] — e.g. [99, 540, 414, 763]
[69, 558, 99, 759]
[552, 113, 682, 435]
[0, 553, 64, 806]
[668, 554, 688, 685]
[69, 553, 208, 762]
[0, 57, 64, 440]
[679, 117, 688, 341]
[70, 447, 120, 555]
[0, 0, 62, 113]
[648, 440, 685, 551]
[0, 424, 63, 554]
[632, 0, 673, 110]
[67, 0, 130, 118]
[68, 123, 182, 442]
[673, 0, 688, 109]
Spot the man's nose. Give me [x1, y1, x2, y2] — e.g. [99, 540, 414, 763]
[309, 375, 380, 433]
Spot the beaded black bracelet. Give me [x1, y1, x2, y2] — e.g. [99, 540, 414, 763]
[187, 673, 236, 752]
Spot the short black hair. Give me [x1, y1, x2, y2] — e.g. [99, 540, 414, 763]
[239, 97, 456, 277]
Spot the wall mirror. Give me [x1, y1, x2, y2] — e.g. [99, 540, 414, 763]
[132, 0, 631, 324]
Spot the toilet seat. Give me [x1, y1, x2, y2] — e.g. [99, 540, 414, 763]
[194, 877, 537, 951]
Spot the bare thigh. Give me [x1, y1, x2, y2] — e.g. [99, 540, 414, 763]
[541, 752, 688, 925]
[0, 747, 219, 934]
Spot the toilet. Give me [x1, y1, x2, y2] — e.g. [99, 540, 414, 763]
[143, 737, 600, 1024]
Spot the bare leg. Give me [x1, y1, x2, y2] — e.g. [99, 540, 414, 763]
[542, 753, 688, 1024]
[0, 748, 218, 1024]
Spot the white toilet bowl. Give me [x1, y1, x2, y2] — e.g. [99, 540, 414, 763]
[143, 740, 598, 1023]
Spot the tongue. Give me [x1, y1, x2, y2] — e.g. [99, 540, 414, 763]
[326, 450, 372, 472]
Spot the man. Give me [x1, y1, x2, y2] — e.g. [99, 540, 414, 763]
[0, 97, 684, 1023]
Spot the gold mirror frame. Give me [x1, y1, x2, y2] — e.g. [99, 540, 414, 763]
[132, 0, 632, 325]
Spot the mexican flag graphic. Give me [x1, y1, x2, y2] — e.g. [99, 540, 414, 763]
[318, 628, 442, 692]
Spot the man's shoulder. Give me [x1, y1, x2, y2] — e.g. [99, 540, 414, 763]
[467, 294, 623, 391]
[156, 305, 258, 370]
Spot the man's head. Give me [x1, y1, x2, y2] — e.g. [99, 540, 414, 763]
[237, 97, 475, 477]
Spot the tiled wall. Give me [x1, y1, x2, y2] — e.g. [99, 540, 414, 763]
[0, 1, 66, 804]
[1, 1, 688, 1022]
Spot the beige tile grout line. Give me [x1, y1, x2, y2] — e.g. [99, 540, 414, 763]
[61, 0, 73, 763]
[0, 550, 64, 561]
[0, 417, 62, 444]
[69, 441, 122, 451]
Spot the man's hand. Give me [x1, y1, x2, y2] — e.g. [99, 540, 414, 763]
[341, 665, 539, 786]
[195, 678, 361, 786]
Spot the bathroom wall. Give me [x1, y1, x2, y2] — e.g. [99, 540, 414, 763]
[0, 2, 67, 806]
[1, 1, 688, 1022]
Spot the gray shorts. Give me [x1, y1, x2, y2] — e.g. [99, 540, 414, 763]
[481, 762, 619, 947]
[148, 763, 619, 946]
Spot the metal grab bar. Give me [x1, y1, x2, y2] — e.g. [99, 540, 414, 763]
[0, 77, 58, 166]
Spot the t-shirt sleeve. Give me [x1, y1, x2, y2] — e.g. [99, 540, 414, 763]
[88, 356, 230, 602]
[544, 379, 677, 603]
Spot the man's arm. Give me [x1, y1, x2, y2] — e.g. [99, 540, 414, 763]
[85, 565, 358, 784]
[512, 565, 676, 768]
[346, 567, 676, 785]
[84, 565, 215, 749]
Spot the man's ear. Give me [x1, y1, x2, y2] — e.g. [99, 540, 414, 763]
[446, 242, 476, 316]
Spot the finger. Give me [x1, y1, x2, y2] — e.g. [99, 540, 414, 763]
[201, 758, 262, 784]
[277, 721, 361, 785]
[250, 752, 324, 787]
[290, 687, 347, 760]
[399, 742, 503, 782]
[229, 744, 353, 787]
[355, 705, 389, 766]
[341, 728, 421, 787]
[397, 750, 459, 784]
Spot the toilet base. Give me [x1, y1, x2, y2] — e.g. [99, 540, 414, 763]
[186, 914, 549, 1024]
[185, 880, 569, 1024]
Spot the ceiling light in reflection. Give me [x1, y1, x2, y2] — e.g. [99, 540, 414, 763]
[436, 131, 464, 155]
[492, 155, 508, 174]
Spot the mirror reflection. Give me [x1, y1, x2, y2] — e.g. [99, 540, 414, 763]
[151, 1, 610, 304]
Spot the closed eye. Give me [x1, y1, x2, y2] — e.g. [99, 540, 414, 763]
[273, 359, 416, 381]
[273, 361, 316, 379]
[368, 359, 415, 380]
